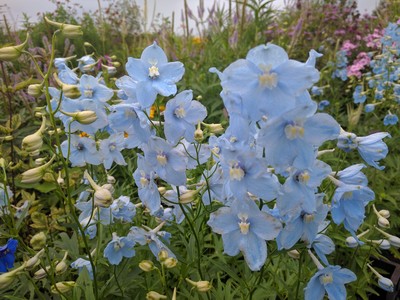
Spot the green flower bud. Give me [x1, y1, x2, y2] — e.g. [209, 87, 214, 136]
[21, 155, 55, 184]
[139, 260, 155, 272]
[27, 84, 43, 97]
[25, 249, 45, 271]
[186, 278, 212, 292]
[30, 232, 47, 250]
[146, 291, 167, 300]
[0, 34, 29, 61]
[44, 17, 83, 38]
[51, 281, 76, 294]
[0, 265, 25, 289]
[55, 252, 68, 275]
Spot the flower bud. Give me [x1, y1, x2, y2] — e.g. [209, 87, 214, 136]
[94, 188, 113, 207]
[345, 236, 358, 248]
[185, 278, 212, 292]
[34, 266, 50, 280]
[30, 232, 47, 250]
[55, 252, 68, 275]
[179, 189, 198, 204]
[162, 257, 177, 268]
[107, 175, 116, 184]
[21, 153, 56, 184]
[27, 84, 43, 97]
[287, 249, 300, 259]
[51, 281, 76, 294]
[378, 276, 394, 292]
[0, 265, 25, 288]
[25, 249, 45, 271]
[139, 260, 155, 272]
[157, 187, 166, 195]
[378, 209, 390, 219]
[34, 158, 46, 166]
[203, 123, 224, 134]
[61, 110, 98, 125]
[57, 171, 64, 185]
[0, 33, 29, 61]
[146, 291, 167, 300]
[158, 249, 169, 262]
[101, 183, 115, 194]
[378, 217, 390, 228]
[22, 133, 43, 154]
[44, 17, 83, 38]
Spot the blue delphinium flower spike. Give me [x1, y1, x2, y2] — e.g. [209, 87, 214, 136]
[0, 238, 18, 272]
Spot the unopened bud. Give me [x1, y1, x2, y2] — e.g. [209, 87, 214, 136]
[146, 291, 167, 300]
[62, 110, 98, 125]
[34, 158, 46, 166]
[0, 265, 25, 288]
[101, 183, 115, 194]
[51, 281, 76, 294]
[287, 249, 300, 259]
[55, 252, 68, 275]
[0, 33, 29, 61]
[179, 189, 198, 204]
[22, 133, 43, 154]
[378, 277, 394, 292]
[203, 123, 224, 134]
[158, 249, 169, 262]
[194, 122, 203, 141]
[139, 260, 154, 272]
[94, 188, 113, 207]
[21, 155, 55, 184]
[30, 232, 47, 250]
[44, 17, 83, 38]
[378, 217, 390, 228]
[57, 171, 64, 185]
[4, 135, 13, 141]
[34, 266, 51, 280]
[25, 249, 45, 271]
[27, 84, 43, 97]
[162, 257, 177, 268]
[345, 236, 358, 248]
[107, 175, 116, 184]
[378, 209, 390, 219]
[185, 278, 212, 292]
[157, 187, 166, 195]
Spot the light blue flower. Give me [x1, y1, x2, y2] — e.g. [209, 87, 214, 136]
[164, 90, 207, 144]
[78, 55, 96, 72]
[143, 137, 187, 186]
[61, 134, 103, 167]
[337, 131, 390, 170]
[330, 176, 375, 235]
[104, 233, 136, 265]
[304, 265, 356, 300]
[365, 104, 375, 113]
[78, 74, 114, 103]
[128, 224, 175, 260]
[220, 150, 280, 201]
[99, 133, 127, 169]
[383, 113, 398, 126]
[257, 102, 340, 170]
[353, 85, 367, 104]
[277, 194, 329, 249]
[57, 63, 79, 84]
[125, 42, 185, 108]
[207, 197, 282, 271]
[71, 258, 93, 280]
[110, 196, 136, 222]
[317, 100, 330, 111]
[311, 234, 335, 266]
[133, 154, 161, 215]
[211, 44, 321, 121]
[201, 164, 225, 205]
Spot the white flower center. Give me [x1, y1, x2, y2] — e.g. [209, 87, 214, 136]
[174, 106, 186, 118]
[319, 273, 333, 285]
[148, 65, 160, 78]
[284, 124, 304, 140]
[303, 213, 315, 223]
[156, 153, 167, 166]
[258, 65, 278, 89]
[84, 87, 93, 98]
[140, 176, 149, 187]
[238, 213, 250, 234]
[297, 171, 310, 184]
[229, 162, 245, 181]
[114, 240, 125, 251]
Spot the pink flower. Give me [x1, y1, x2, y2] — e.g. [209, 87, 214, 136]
[341, 40, 358, 55]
